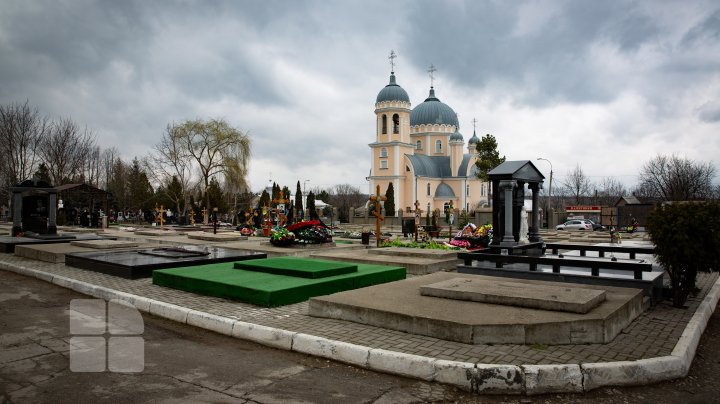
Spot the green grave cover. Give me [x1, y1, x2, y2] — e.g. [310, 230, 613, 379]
[153, 257, 405, 307]
[234, 257, 358, 278]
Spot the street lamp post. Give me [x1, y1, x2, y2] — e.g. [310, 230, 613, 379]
[537, 158, 553, 229]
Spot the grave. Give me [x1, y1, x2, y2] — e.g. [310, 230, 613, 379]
[9, 178, 59, 236]
[14, 240, 150, 263]
[65, 245, 266, 279]
[309, 272, 645, 345]
[152, 256, 406, 307]
[0, 233, 116, 254]
[186, 232, 246, 242]
[311, 247, 459, 275]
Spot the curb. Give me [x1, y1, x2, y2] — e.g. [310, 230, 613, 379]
[2, 261, 719, 394]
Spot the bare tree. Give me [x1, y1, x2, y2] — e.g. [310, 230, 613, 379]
[99, 147, 119, 190]
[561, 164, 593, 205]
[0, 101, 47, 192]
[595, 177, 627, 206]
[328, 184, 366, 223]
[81, 145, 101, 187]
[146, 124, 196, 217]
[39, 117, 96, 185]
[636, 154, 716, 201]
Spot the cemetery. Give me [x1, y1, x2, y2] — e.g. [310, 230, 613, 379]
[0, 158, 718, 396]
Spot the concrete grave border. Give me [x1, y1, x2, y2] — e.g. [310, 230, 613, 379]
[1, 259, 718, 395]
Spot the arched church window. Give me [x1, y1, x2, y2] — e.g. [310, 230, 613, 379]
[380, 147, 388, 158]
[381, 115, 387, 134]
[435, 140, 442, 153]
[427, 183, 431, 196]
[393, 114, 400, 134]
[416, 140, 422, 150]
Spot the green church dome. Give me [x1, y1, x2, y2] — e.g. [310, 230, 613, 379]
[376, 73, 410, 103]
[410, 88, 458, 127]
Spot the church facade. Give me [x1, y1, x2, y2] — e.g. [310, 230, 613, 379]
[368, 69, 489, 216]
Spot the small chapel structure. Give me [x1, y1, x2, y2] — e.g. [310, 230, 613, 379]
[368, 54, 489, 215]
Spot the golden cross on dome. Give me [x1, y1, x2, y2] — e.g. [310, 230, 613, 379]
[388, 50, 397, 72]
[427, 64, 437, 87]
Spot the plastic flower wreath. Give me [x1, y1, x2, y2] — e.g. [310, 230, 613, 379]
[269, 227, 295, 246]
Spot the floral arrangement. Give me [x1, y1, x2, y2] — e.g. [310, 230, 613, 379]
[269, 227, 295, 246]
[449, 223, 493, 250]
[239, 226, 255, 236]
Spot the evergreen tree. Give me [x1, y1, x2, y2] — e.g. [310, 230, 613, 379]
[317, 189, 330, 203]
[295, 181, 303, 217]
[384, 183, 395, 216]
[206, 177, 227, 213]
[34, 163, 52, 185]
[307, 191, 317, 220]
[475, 133, 506, 206]
[271, 182, 280, 202]
[258, 189, 270, 210]
[281, 185, 291, 201]
[127, 158, 154, 211]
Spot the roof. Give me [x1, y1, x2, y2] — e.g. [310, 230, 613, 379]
[376, 73, 410, 103]
[435, 183, 456, 198]
[468, 130, 480, 144]
[450, 129, 463, 141]
[488, 160, 545, 183]
[457, 154, 476, 177]
[406, 155, 452, 178]
[410, 87, 459, 127]
[55, 183, 111, 195]
[615, 196, 643, 206]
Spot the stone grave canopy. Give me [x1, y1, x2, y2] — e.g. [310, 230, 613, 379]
[11, 178, 58, 236]
[487, 160, 545, 248]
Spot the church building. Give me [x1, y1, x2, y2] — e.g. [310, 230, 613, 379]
[368, 62, 489, 216]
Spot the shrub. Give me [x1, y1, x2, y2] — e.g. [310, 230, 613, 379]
[646, 202, 720, 307]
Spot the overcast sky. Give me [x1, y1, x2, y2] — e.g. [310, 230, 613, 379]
[1, 0, 718, 194]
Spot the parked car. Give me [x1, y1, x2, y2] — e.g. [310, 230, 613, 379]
[582, 219, 605, 231]
[556, 220, 592, 231]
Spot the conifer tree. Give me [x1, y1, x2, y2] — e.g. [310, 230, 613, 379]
[384, 183, 395, 216]
[475, 133, 506, 206]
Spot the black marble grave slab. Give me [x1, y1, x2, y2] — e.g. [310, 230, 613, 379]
[0, 233, 117, 254]
[64, 245, 267, 279]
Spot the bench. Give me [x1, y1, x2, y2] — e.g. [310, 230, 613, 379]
[544, 243, 654, 260]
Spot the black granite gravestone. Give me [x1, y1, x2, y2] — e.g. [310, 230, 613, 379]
[10, 178, 58, 236]
[65, 245, 267, 279]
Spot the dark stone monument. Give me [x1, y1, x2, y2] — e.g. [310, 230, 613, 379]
[488, 161, 545, 253]
[10, 178, 58, 236]
[65, 245, 267, 279]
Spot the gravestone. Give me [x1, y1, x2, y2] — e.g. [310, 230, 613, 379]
[487, 161, 545, 250]
[10, 178, 58, 236]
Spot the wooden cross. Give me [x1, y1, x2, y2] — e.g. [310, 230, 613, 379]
[189, 208, 195, 225]
[272, 191, 289, 228]
[368, 185, 386, 247]
[414, 200, 421, 241]
[201, 207, 208, 225]
[447, 200, 454, 242]
[155, 205, 165, 228]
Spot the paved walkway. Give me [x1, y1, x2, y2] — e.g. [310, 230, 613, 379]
[1, 251, 715, 367]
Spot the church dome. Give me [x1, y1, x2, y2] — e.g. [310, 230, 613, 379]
[376, 73, 410, 103]
[468, 130, 480, 145]
[410, 88, 459, 127]
[450, 128, 463, 141]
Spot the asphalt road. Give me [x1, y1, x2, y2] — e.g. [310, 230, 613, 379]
[2, 270, 719, 403]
